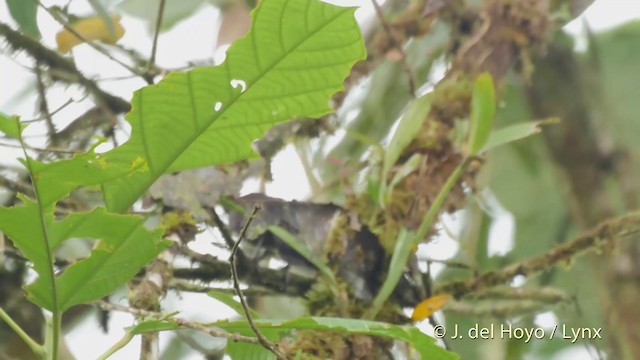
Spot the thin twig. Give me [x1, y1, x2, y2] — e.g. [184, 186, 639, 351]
[148, 0, 166, 76]
[206, 206, 237, 249]
[0, 141, 84, 154]
[370, 0, 416, 95]
[22, 99, 75, 123]
[0, 306, 45, 357]
[96, 301, 261, 344]
[229, 205, 288, 360]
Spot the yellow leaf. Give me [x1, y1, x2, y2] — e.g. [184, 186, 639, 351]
[411, 293, 450, 321]
[56, 15, 125, 53]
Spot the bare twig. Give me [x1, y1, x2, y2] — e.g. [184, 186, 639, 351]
[206, 206, 237, 249]
[22, 99, 75, 123]
[370, 0, 416, 95]
[229, 205, 288, 360]
[96, 301, 261, 344]
[148, 0, 166, 75]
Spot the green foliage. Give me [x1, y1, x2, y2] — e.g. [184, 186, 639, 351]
[383, 94, 432, 180]
[0, 0, 372, 358]
[380, 94, 431, 206]
[0, 126, 168, 312]
[102, 0, 366, 212]
[87, 0, 119, 37]
[468, 72, 496, 155]
[0, 112, 24, 138]
[216, 317, 458, 359]
[366, 228, 413, 319]
[480, 118, 558, 154]
[594, 20, 640, 150]
[208, 290, 258, 318]
[6, 0, 40, 38]
[128, 319, 181, 334]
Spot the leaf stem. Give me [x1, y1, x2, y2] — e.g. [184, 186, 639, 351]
[413, 158, 469, 246]
[44, 312, 61, 360]
[148, 0, 167, 74]
[96, 331, 135, 360]
[0, 306, 45, 357]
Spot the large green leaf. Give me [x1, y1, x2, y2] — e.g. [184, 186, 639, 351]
[102, 0, 365, 212]
[214, 317, 458, 360]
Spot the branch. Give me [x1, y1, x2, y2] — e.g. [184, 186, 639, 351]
[229, 205, 288, 360]
[437, 212, 640, 298]
[97, 301, 261, 344]
[0, 22, 130, 114]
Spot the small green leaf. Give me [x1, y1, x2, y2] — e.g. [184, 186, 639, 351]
[479, 118, 558, 153]
[208, 290, 259, 318]
[366, 228, 414, 319]
[384, 153, 424, 205]
[224, 325, 282, 360]
[0, 113, 26, 139]
[382, 94, 431, 182]
[128, 319, 180, 334]
[215, 317, 458, 360]
[6, 0, 40, 38]
[468, 73, 496, 155]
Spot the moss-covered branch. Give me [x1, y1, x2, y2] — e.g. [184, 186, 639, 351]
[437, 212, 640, 298]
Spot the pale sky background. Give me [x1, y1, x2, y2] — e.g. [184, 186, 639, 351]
[1, 0, 640, 359]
